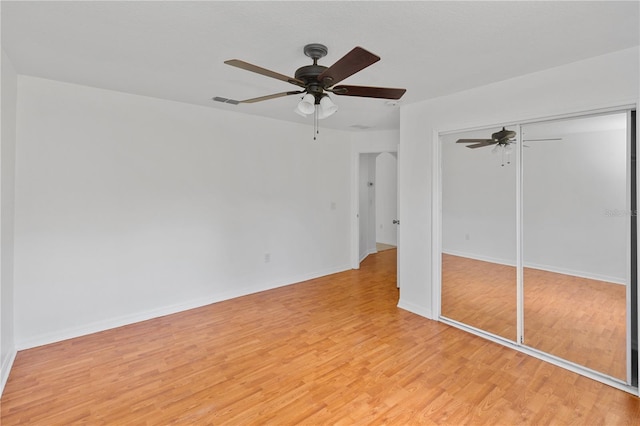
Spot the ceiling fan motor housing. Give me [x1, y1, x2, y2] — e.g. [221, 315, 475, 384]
[295, 64, 328, 101]
[296, 43, 335, 103]
[491, 127, 517, 141]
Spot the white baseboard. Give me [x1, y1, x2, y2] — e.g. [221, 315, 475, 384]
[397, 299, 434, 320]
[442, 249, 626, 285]
[523, 261, 626, 285]
[16, 263, 352, 351]
[359, 248, 377, 263]
[0, 347, 17, 398]
[442, 249, 515, 267]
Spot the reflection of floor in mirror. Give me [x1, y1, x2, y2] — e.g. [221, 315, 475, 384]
[523, 267, 626, 381]
[441, 254, 627, 381]
[441, 254, 517, 341]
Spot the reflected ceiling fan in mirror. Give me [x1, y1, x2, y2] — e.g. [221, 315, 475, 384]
[456, 127, 517, 166]
[213, 43, 406, 139]
[457, 127, 561, 166]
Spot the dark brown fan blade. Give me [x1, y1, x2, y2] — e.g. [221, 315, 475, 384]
[465, 141, 498, 149]
[224, 59, 305, 87]
[332, 85, 406, 100]
[213, 90, 304, 105]
[317, 47, 380, 86]
[456, 139, 494, 144]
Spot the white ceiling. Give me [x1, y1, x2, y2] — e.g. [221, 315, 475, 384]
[2, 1, 638, 132]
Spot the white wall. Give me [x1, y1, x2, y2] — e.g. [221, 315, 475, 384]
[375, 152, 398, 246]
[399, 47, 640, 319]
[13, 76, 353, 349]
[1, 49, 18, 394]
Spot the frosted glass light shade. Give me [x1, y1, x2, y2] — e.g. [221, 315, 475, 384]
[297, 94, 316, 115]
[318, 95, 338, 119]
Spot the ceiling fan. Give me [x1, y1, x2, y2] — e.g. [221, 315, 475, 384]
[456, 127, 562, 166]
[213, 43, 406, 125]
[456, 127, 517, 166]
[456, 127, 516, 149]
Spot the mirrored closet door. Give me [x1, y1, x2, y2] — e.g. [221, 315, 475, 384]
[440, 110, 638, 389]
[522, 112, 631, 381]
[441, 128, 517, 342]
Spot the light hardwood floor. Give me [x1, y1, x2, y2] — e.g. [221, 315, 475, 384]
[2, 250, 639, 424]
[442, 254, 627, 380]
[376, 242, 396, 252]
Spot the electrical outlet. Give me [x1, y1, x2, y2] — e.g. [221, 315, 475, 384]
[465, 233, 470, 240]
[264, 253, 271, 263]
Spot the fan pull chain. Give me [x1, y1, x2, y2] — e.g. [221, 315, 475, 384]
[313, 104, 319, 140]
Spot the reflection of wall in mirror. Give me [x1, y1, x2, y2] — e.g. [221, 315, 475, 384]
[441, 129, 517, 267]
[522, 120, 627, 284]
[442, 120, 628, 284]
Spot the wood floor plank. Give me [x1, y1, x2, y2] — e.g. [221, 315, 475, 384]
[2, 249, 639, 424]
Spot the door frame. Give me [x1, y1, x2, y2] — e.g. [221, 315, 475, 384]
[351, 149, 398, 270]
[433, 104, 639, 395]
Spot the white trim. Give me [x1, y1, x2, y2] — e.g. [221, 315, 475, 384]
[16, 264, 351, 350]
[436, 103, 638, 136]
[350, 149, 360, 269]
[396, 143, 401, 289]
[440, 317, 639, 396]
[432, 129, 442, 320]
[359, 249, 377, 263]
[516, 123, 524, 344]
[442, 249, 626, 285]
[523, 262, 626, 286]
[397, 299, 433, 320]
[442, 249, 515, 267]
[516, 104, 637, 127]
[0, 347, 17, 397]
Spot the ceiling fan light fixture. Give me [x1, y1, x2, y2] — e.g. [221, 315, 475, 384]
[294, 107, 307, 117]
[297, 93, 316, 115]
[318, 95, 338, 120]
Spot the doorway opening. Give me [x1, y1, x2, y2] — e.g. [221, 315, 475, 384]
[356, 152, 398, 265]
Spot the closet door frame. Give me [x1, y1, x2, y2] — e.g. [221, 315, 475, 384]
[434, 105, 639, 396]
